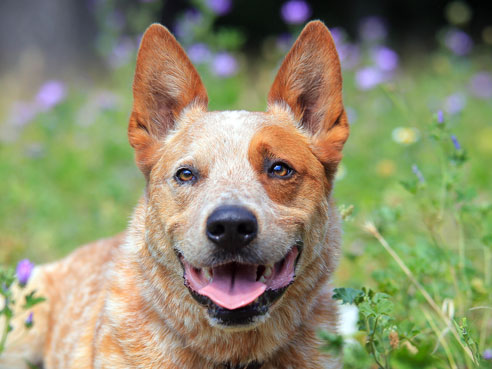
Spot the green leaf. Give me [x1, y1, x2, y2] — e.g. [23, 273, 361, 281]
[453, 318, 481, 363]
[333, 287, 363, 305]
[22, 291, 46, 310]
[372, 293, 394, 315]
[400, 179, 418, 195]
[1, 305, 13, 319]
[358, 301, 377, 318]
[482, 234, 492, 247]
[25, 360, 43, 369]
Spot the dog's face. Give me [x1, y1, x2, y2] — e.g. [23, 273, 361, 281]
[128, 22, 349, 328]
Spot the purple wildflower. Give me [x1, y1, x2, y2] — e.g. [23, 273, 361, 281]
[135, 32, 144, 46]
[355, 67, 384, 90]
[483, 349, 492, 360]
[174, 9, 203, 40]
[338, 43, 361, 69]
[86, 0, 108, 12]
[444, 29, 473, 56]
[108, 10, 125, 31]
[16, 259, 34, 286]
[86, 0, 97, 12]
[437, 110, 444, 124]
[371, 46, 399, 71]
[412, 164, 425, 183]
[451, 135, 461, 150]
[206, 0, 232, 15]
[211, 52, 238, 78]
[25, 312, 34, 328]
[8, 102, 39, 127]
[330, 27, 346, 47]
[187, 43, 211, 64]
[94, 91, 120, 111]
[345, 107, 358, 124]
[359, 16, 387, 42]
[280, 0, 312, 25]
[36, 81, 66, 110]
[276, 33, 294, 52]
[468, 72, 492, 100]
[26, 143, 45, 159]
[108, 37, 135, 68]
[444, 92, 467, 115]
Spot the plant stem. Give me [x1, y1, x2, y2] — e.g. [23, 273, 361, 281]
[484, 248, 491, 289]
[366, 316, 385, 369]
[438, 148, 448, 222]
[0, 313, 11, 354]
[423, 309, 458, 369]
[364, 221, 477, 365]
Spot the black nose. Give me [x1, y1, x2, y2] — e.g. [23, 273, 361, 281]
[206, 205, 258, 251]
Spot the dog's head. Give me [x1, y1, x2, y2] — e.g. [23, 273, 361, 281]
[128, 21, 349, 328]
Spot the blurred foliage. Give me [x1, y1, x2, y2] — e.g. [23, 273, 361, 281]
[0, 262, 45, 356]
[1, 1, 491, 368]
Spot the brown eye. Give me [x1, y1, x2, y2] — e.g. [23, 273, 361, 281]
[268, 162, 294, 178]
[175, 168, 196, 183]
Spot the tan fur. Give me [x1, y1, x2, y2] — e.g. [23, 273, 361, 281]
[1, 20, 349, 369]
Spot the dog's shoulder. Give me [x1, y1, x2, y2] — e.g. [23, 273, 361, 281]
[46, 232, 125, 276]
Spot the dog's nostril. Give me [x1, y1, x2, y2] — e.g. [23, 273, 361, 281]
[209, 224, 225, 237]
[206, 205, 258, 251]
[237, 222, 254, 236]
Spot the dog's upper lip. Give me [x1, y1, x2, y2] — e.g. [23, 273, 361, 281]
[180, 246, 299, 310]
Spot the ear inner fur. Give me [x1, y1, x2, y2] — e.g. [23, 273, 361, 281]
[267, 20, 350, 173]
[128, 23, 208, 177]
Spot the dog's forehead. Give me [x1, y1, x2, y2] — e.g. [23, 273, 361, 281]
[184, 110, 270, 140]
[174, 109, 278, 161]
[166, 107, 319, 194]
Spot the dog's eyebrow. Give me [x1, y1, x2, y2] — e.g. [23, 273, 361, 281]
[261, 152, 296, 171]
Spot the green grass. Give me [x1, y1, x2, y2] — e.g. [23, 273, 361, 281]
[1, 48, 491, 367]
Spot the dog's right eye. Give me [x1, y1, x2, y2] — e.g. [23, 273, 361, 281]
[175, 168, 197, 184]
[268, 161, 294, 179]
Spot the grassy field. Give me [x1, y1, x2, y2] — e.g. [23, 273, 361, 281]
[1, 18, 491, 368]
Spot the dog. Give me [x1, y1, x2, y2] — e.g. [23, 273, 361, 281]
[1, 20, 349, 368]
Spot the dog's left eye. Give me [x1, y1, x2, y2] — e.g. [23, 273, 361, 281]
[175, 168, 197, 183]
[268, 162, 294, 178]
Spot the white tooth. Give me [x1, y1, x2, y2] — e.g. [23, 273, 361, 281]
[263, 265, 273, 278]
[203, 268, 212, 282]
[259, 276, 267, 284]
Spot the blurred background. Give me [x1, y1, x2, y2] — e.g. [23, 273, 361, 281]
[1, 0, 491, 367]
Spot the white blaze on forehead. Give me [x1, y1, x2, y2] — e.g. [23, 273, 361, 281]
[187, 110, 263, 146]
[186, 110, 268, 204]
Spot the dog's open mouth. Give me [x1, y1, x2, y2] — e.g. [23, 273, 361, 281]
[179, 246, 301, 325]
[182, 247, 298, 310]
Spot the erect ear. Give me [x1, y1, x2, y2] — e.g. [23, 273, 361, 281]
[128, 24, 208, 178]
[268, 20, 349, 175]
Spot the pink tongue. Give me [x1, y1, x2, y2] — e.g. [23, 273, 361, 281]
[199, 264, 266, 310]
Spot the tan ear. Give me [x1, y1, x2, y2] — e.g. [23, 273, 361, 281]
[268, 20, 349, 174]
[128, 23, 208, 178]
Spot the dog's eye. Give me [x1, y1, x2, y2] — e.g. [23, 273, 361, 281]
[175, 168, 196, 183]
[268, 162, 294, 178]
